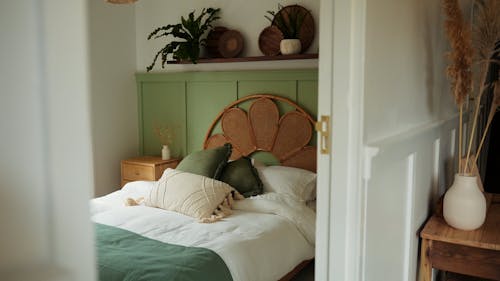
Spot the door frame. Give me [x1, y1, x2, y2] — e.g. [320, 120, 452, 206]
[316, 0, 367, 280]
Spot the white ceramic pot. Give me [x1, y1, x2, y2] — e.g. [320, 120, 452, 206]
[161, 145, 171, 160]
[443, 174, 486, 230]
[280, 39, 301, 55]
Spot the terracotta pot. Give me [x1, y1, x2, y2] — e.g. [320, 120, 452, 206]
[280, 39, 301, 55]
[443, 174, 486, 230]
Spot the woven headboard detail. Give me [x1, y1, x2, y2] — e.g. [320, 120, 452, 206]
[203, 94, 316, 172]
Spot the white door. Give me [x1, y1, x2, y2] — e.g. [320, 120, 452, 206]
[316, 0, 366, 280]
[0, 1, 96, 280]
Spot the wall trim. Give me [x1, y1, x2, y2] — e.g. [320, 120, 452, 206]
[367, 114, 459, 147]
[361, 115, 459, 280]
[136, 69, 318, 82]
[362, 146, 380, 181]
[433, 138, 441, 205]
[403, 153, 416, 281]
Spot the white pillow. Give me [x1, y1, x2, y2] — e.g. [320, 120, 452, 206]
[256, 165, 317, 202]
[251, 158, 266, 168]
[145, 169, 237, 221]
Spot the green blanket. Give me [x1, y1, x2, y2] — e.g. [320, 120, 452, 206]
[95, 223, 233, 281]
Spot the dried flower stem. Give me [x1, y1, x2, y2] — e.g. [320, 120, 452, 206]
[459, 104, 463, 173]
[473, 81, 500, 164]
[153, 123, 176, 146]
[464, 62, 489, 174]
[473, 109, 494, 165]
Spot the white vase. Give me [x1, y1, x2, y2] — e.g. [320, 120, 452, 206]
[280, 39, 301, 55]
[443, 174, 486, 230]
[161, 145, 171, 160]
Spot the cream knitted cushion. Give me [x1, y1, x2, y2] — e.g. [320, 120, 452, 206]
[145, 168, 240, 222]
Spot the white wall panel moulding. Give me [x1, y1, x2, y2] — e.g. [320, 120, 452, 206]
[106, 0, 137, 4]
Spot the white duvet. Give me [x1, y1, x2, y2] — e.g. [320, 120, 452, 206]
[90, 181, 315, 281]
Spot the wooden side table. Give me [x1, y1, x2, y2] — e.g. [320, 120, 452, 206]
[419, 193, 500, 281]
[121, 156, 181, 187]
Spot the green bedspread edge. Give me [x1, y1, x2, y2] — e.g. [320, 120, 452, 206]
[95, 223, 233, 281]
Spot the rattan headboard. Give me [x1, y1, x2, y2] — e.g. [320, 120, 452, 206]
[203, 94, 316, 172]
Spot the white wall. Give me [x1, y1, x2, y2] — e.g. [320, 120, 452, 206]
[361, 0, 461, 280]
[135, 0, 319, 72]
[0, 1, 96, 280]
[89, 0, 138, 197]
[0, 1, 51, 270]
[362, 118, 457, 281]
[363, 0, 455, 143]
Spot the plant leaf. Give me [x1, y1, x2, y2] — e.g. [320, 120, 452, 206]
[147, 7, 220, 70]
[146, 45, 169, 72]
[147, 24, 177, 40]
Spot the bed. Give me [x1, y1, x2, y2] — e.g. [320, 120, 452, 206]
[91, 94, 317, 281]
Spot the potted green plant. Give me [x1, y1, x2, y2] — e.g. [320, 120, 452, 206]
[146, 8, 220, 71]
[266, 4, 307, 55]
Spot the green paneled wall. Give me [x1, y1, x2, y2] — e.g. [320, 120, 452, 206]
[186, 82, 236, 153]
[136, 69, 318, 158]
[140, 82, 186, 157]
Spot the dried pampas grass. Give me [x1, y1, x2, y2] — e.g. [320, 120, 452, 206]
[443, 0, 500, 175]
[473, 0, 500, 62]
[443, 0, 473, 172]
[153, 123, 176, 146]
[464, 1, 500, 173]
[443, 0, 473, 106]
[474, 79, 500, 164]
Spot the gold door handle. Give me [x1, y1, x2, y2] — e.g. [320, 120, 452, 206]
[315, 115, 330, 154]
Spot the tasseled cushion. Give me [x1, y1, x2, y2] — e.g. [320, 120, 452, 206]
[126, 168, 242, 223]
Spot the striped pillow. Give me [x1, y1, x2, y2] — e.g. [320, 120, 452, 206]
[145, 168, 238, 222]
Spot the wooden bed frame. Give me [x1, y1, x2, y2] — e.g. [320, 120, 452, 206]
[203, 94, 316, 280]
[279, 259, 314, 281]
[203, 94, 317, 172]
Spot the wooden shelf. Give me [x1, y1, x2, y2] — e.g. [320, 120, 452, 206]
[167, 53, 318, 64]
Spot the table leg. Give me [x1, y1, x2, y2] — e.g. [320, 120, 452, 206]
[419, 238, 432, 281]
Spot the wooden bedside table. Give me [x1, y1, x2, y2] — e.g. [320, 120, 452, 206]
[121, 156, 181, 187]
[419, 193, 500, 281]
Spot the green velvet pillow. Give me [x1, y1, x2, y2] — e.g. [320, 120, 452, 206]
[219, 157, 263, 198]
[176, 143, 232, 179]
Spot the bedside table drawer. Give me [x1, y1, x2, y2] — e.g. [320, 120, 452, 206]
[158, 161, 179, 171]
[122, 164, 155, 181]
[121, 157, 182, 187]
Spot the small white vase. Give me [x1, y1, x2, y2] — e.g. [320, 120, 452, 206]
[443, 174, 486, 230]
[280, 39, 301, 55]
[161, 145, 171, 160]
